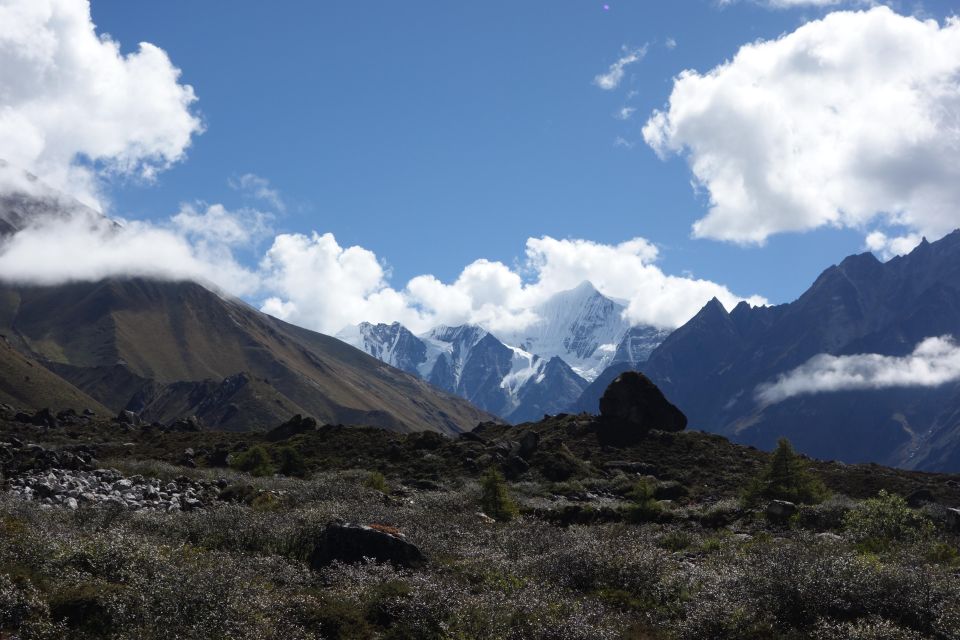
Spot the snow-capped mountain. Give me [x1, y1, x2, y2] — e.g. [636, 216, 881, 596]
[497, 281, 633, 381]
[337, 282, 674, 422]
[337, 322, 587, 422]
[336, 322, 427, 376]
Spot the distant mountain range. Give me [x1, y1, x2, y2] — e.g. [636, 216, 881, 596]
[6, 172, 960, 471]
[337, 282, 670, 423]
[624, 231, 960, 471]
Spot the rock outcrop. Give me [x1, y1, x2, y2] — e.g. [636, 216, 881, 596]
[309, 522, 425, 569]
[596, 372, 687, 443]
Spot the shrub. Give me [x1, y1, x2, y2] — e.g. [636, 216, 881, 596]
[743, 438, 829, 506]
[625, 479, 663, 523]
[365, 471, 389, 493]
[844, 491, 934, 552]
[231, 446, 275, 477]
[277, 446, 308, 477]
[479, 467, 519, 522]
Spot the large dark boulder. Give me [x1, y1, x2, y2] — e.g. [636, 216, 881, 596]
[597, 372, 686, 442]
[309, 522, 425, 569]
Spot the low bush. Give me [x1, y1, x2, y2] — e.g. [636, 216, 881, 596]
[844, 490, 934, 552]
[230, 445, 275, 477]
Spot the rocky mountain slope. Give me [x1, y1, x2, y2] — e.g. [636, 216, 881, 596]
[630, 230, 960, 471]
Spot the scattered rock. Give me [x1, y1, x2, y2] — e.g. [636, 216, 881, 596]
[8, 464, 218, 512]
[309, 522, 425, 569]
[597, 372, 686, 443]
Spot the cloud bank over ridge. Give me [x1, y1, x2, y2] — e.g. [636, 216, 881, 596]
[757, 336, 960, 404]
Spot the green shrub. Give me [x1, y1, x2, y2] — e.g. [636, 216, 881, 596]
[625, 479, 663, 523]
[743, 438, 829, 506]
[364, 471, 389, 493]
[230, 446, 275, 477]
[844, 490, 934, 552]
[479, 467, 519, 522]
[924, 542, 960, 566]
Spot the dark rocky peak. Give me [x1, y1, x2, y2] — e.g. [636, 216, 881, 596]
[837, 251, 883, 280]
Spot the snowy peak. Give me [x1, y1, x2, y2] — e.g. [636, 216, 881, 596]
[336, 322, 427, 376]
[498, 281, 633, 381]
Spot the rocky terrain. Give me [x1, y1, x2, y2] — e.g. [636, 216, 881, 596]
[0, 374, 958, 639]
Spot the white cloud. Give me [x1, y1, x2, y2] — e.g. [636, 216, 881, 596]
[172, 203, 272, 246]
[757, 336, 960, 404]
[864, 230, 923, 260]
[594, 45, 648, 90]
[644, 7, 960, 245]
[0, 205, 260, 296]
[259, 232, 424, 335]
[615, 107, 636, 120]
[229, 173, 285, 211]
[259, 232, 767, 335]
[665, 38, 678, 50]
[0, 0, 202, 209]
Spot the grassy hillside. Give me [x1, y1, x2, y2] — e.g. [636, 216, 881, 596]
[0, 279, 494, 434]
[0, 338, 110, 414]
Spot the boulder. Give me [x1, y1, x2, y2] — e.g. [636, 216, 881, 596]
[265, 414, 318, 442]
[309, 522, 425, 569]
[906, 488, 935, 508]
[502, 454, 530, 479]
[945, 507, 960, 533]
[517, 431, 540, 460]
[654, 481, 689, 501]
[596, 372, 686, 443]
[766, 500, 798, 523]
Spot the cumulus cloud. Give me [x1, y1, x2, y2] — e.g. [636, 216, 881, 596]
[594, 45, 648, 90]
[259, 232, 767, 335]
[864, 230, 924, 260]
[756, 336, 960, 404]
[643, 7, 960, 245]
[615, 107, 636, 120]
[0, 0, 202, 208]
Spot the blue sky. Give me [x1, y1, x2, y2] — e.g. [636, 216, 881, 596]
[87, 0, 942, 301]
[2, 0, 958, 335]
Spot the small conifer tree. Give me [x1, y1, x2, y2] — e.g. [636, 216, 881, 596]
[744, 438, 829, 506]
[480, 467, 519, 522]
